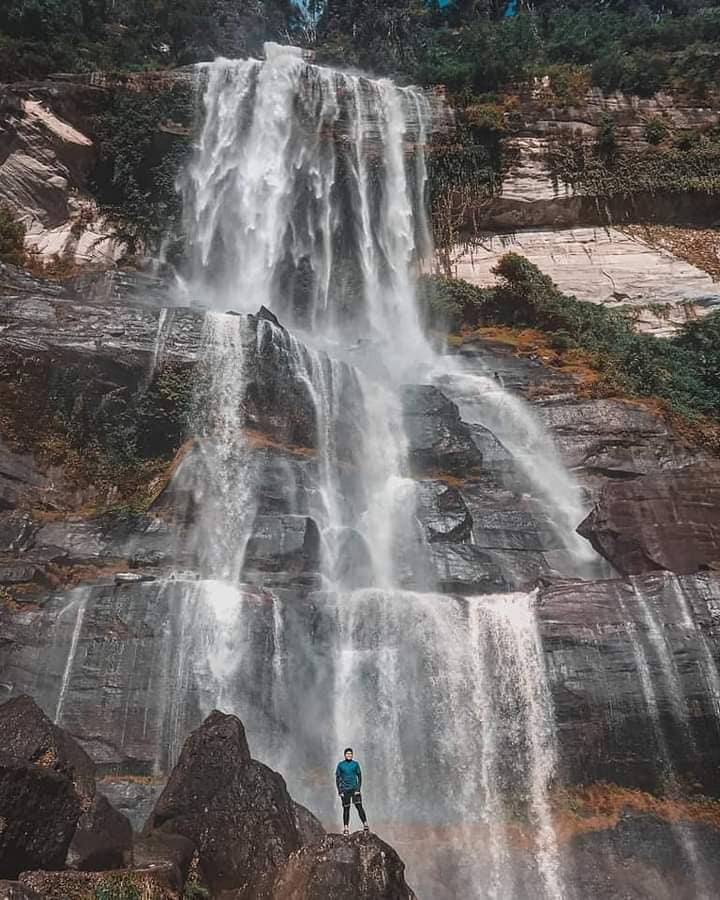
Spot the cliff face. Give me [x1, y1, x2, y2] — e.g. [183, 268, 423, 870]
[444, 84, 720, 335]
[1, 263, 720, 896]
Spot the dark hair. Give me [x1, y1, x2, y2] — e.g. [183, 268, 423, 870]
[344, 747, 353, 754]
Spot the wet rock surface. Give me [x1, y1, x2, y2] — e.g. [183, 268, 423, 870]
[579, 462, 720, 575]
[402, 385, 482, 477]
[67, 793, 133, 872]
[568, 810, 720, 900]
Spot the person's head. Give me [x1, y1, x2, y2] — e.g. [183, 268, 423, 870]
[344, 747, 353, 761]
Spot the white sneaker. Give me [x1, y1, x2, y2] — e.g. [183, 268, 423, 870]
[343, 827, 349, 836]
[363, 824, 370, 834]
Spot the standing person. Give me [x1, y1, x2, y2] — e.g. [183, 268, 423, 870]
[335, 747, 369, 836]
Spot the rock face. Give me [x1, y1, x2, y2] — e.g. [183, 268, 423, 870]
[146, 711, 300, 895]
[539, 572, 720, 794]
[0, 86, 121, 265]
[251, 833, 416, 900]
[0, 751, 81, 878]
[569, 810, 720, 900]
[579, 462, 720, 575]
[402, 385, 482, 476]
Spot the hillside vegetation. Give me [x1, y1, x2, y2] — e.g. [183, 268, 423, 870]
[2, 1, 720, 101]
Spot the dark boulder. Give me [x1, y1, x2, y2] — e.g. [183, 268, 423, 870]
[251, 833, 416, 900]
[402, 386, 482, 477]
[67, 793, 133, 871]
[578, 462, 720, 575]
[145, 711, 300, 894]
[292, 801, 325, 847]
[0, 695, 95, 809]
[0, 751, 81, 878]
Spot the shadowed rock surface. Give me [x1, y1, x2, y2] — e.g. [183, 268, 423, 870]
[146, 711, 300, 895]
[66, 793, 133, 872]
[0, 751, 81, 878]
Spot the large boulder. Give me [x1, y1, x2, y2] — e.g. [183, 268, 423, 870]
[66, 793, 133, 872]
[578, 462, 720, 575]
[251, 833, 416, 900]
[292, 801, 325, 847]
[145, 711, 300, 894]
[0, 695, 95, 809]
[0, 751, 81, 878]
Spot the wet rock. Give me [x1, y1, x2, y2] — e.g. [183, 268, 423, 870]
[568, 810, 720, 900]
[243, 515, 321, 581]
[416, 482, 472, 543]
[250, 833, 416, 900]
[0, 439, 49, 514]
[19, 865, 180, 900]
[67, 793, 133, 872]
[0, 695, 95, 807]
[145, 710, 300, 894]
[293, 801, 326, 847]
[114, 573, 156, 585]
[538, 572, 720, 794]
[0, 882, 45, 900]
[402, 386, 482, 477]
[578, 462, 720, 575]
[0, 751, 81, 878]
[98, 779, 165, 834]
[429, 543, 509, 594]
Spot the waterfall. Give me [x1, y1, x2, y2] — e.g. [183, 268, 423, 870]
[174, 43, 572, 898]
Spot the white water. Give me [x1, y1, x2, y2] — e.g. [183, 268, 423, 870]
[54, 589, 89, 726]
[170, 43, 580, 898]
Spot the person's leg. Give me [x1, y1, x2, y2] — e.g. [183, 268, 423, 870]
[352, 791, 368, 825]
[342, 791, 352, 829]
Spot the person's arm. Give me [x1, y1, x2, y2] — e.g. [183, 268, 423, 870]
[336, 764, 342, 794]
[356, 762, 362, 792]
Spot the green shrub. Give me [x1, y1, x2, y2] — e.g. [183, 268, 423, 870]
[0, 204, 26, 267]
[94, 876, 140, 900]
[438, 253, 720, 419]
[644, 117, 670, 146]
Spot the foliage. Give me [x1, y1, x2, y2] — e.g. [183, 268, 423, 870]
[94, 876, 140, 900]
[423, 254, 720, 418]
[644, 116, 671, 145]
[183, 883, 210, 900]
[91, 82, 193, 252]
[0, 205, 26, 267]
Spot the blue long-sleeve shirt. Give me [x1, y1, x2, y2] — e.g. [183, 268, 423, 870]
[336, 759, 362, 792]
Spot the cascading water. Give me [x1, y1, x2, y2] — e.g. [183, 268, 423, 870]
[168, 41, 583, 899]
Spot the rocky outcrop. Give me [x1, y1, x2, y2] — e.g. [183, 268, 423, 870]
[250, 833, 416, 900]
[402, 385, 482, 477]
[0, 751, 81, 878]
[0, 695, 95, 807]
[146, 711, 300, 895]
[0, 86, 120, 265]
[67, 793, 133, 871]
[451, 227, 720, 335]
[579, 462, 720, 574]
